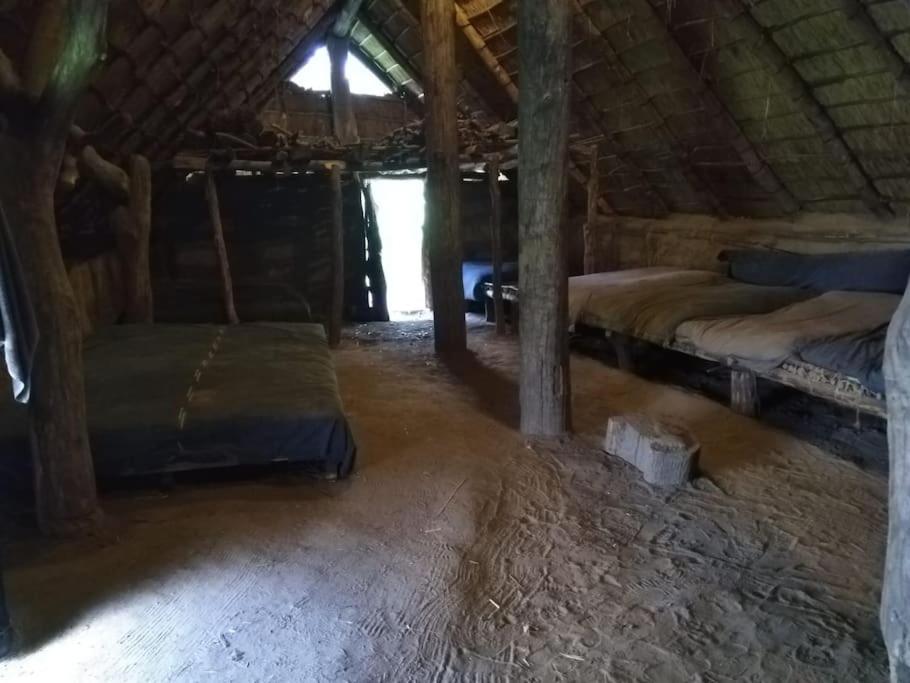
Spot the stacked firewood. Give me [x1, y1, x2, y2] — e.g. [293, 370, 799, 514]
[377, 116, 518, 165]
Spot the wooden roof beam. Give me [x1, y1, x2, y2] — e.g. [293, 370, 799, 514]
[718, 0, 894, 218]
[643, 0, 801, 216]
[332, 0, 366, 37]
[570, 0, 722, 217]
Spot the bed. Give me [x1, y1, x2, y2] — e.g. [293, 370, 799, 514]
[463, 261, 518, 302]
[569, 267, 812, 345]
[0, 323, 356, 479]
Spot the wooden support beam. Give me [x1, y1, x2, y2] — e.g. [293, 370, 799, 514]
[730, 368, 760, 417]
[113, 154, 154, 323]
[720, 0, 893, 218]
[422, 0, 466, 353]
[584, 146, 600, 275]
[487, 156, 505, 336]
[204, 173, 239, 325]
[884, 279, 910, 682]
[327, 34, 360, 145]
[328, 164, 345, 347]
[644, 0, 801, 216]
[333, 0, 367, 37]
[0, 0, 109, 536]
[519, 0, 572, 436]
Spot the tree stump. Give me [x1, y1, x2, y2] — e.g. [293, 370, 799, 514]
[604, 414, 700, 487]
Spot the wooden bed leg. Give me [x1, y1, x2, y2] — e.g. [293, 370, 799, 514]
[611, 334, 635, 372]
[730, 369, 760, 417]
[883, 279, 910, 682]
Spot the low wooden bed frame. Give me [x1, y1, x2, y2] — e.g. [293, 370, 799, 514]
[482, 282, 886, 419]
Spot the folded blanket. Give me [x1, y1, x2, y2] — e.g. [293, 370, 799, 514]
[676, 291, 900, 373]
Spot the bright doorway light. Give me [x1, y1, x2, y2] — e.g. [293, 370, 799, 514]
[366, 178, 428, 320]
[290, 46, 392, 97]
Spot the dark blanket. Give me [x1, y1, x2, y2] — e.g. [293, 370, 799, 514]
[799, 325, 888, 395]
[0, 323, 355, 478]
[462, 261, 518, 302]
[0, 202, 37, 403]
[723, 249, 910, 294]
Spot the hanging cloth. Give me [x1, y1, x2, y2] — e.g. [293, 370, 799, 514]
[0, 201, 38, 403]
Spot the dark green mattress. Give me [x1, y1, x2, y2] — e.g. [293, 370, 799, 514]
[0, 323, 355, 479]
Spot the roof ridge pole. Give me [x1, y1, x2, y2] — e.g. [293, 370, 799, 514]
[333, 0, 367, 37]
[569, 0, 724, 217]
[720, 0, 893, 218]
[643, 0, 801, 216]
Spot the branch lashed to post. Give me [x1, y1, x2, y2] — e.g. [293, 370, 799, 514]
[422, 0, 466, 353]
[487, 156, 505, 335]
[204, 173, 239, 325]
[328, 163, 345, 347]
[518, 0, 572, 436]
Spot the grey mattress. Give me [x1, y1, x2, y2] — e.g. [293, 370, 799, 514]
[0, 323, 355, 478]
[799, 325, 889, 396]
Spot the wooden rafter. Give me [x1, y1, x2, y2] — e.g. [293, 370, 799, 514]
[719, 0, 894, 218]
[570, 0, 726, 217]
[643, 0, 801, 216]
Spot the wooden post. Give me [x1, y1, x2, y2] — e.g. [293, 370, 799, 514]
[487, 156, 505, 335]
[883, 281, 910, 682]
[329, 164, 345, 347]
[422, 0, 467, 353]
[518, 0, 572, 436]
[327, 34, 359, 145]
[584, 146, 599, 275]
[204, 173, 239, 325]
[730, 369, 760, 417]
[113, 154, 154, 323]
[362, 183, 389, 321]
[0, 0, 109, 535]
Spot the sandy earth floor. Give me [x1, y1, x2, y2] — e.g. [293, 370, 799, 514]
[0, 321, 891, 682]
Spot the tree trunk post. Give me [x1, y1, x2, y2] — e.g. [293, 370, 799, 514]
[487, 156, 505, 335]
[114, 154, 154, 323]
[518, 0, 572, 436]
[584, 145, 600, 275]
[329, 164, 345, 347]
[327, 34, 359, 145]
[422, 0, 467, 353]
[883, 281, 910, 682]
[0, 0, 110, 535]
[204, 173, 239, 325]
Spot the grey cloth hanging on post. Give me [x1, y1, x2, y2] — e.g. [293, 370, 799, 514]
[0, 201, 38, 403]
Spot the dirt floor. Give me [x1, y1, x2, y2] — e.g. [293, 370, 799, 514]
[0, 320, 891, 681]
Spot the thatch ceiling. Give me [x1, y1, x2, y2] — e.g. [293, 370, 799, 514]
[4, 0, 910, 221]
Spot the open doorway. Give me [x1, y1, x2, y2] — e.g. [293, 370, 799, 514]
[365, 178, 429, 321]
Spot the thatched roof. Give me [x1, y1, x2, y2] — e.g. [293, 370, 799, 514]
[5, 0, 910, 221]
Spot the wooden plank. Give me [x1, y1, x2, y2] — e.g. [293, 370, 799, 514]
[114, 154, 154, 323]
[883, 279, 910, 681]
[518, 0, 572, 435]
[487, 156, 505, 335]
[329, 164, 345, 347]
[584, 146, 599, 275]
[327, 34, 359, 145]
[204, 173, 239, 325]
[422, 0, 466, 353]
